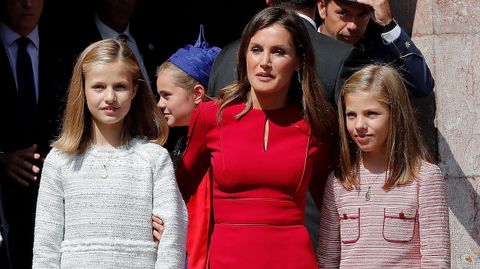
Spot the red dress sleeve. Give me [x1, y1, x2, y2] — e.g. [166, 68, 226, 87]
[176, 102, 216, 269]
[308, 133, 338, 211]
[186, 170, 213, 269]
[176, 102, 213, 203]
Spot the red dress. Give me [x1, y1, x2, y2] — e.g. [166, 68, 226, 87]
[177, 101, 334, 269]
[186, 170, 212, 269]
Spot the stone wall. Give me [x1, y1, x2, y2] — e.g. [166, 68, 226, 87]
[391, 0, 480, 267]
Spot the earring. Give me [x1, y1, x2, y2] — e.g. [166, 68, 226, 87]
[296, 68, 303, 84]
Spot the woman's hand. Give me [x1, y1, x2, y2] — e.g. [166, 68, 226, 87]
[152, 215, 164, 244]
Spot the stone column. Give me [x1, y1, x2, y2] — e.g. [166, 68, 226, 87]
[391, 0, 480, 268]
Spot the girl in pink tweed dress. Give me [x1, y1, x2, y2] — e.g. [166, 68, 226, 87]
[317, 64, 450, 268]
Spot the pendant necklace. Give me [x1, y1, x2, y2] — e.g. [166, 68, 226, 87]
[361, 167, 388, 202]
[100, 164, 108, 179]
[365, 185, 372, 201]
[100, 153, 114, 179]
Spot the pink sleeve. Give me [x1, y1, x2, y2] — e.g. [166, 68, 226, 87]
[418, 163, 451, 268]
[317, 172, 341, 268]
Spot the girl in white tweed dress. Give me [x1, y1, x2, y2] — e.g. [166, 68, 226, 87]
[32, 38, 187, 269]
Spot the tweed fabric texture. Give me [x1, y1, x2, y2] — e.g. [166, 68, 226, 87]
[32, 138, 187, 268]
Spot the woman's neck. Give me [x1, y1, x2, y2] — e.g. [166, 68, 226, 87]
[250, 89, 288, 110]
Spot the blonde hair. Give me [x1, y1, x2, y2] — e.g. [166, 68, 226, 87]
[216, 7, 336, 135]
[53, 38, 168, 154]
[337, 64, 431, 190]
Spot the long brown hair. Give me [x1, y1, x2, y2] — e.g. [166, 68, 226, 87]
[216, 7, 336, 135]
[337, 64, 431, 190]
[53, 38, 168, 154]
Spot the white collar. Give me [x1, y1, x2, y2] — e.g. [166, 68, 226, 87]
[95, 14, 133, 42]
[0, 22, 40, 49]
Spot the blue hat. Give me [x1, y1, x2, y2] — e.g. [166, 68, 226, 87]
[167, 25, 221, 87]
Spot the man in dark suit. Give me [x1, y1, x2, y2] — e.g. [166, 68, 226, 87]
[206, 0, 366, 249]
[0, 0, 70, 268]
[208, 0, 365, 105]
[73, 0, 155, 88]
[318, 0, 434, 100]
[318, 0, 438, 158]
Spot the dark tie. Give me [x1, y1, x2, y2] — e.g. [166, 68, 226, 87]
[117, 34, 129, 43]
[16, 36, 37, 128]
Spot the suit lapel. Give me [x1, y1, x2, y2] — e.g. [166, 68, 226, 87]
[0, 41, 19, 101]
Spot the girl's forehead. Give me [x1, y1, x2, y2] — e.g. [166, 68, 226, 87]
[345, 91, 378, 100]
[84, 61, 133, 75]
[344, 91, 389, 108]
[87, 60, 126, 68]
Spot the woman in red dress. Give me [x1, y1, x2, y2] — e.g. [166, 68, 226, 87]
[177, 7, 337, 268]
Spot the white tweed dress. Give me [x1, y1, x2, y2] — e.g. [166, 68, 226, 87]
[32, 138, 187, 269]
